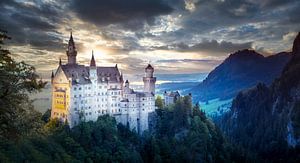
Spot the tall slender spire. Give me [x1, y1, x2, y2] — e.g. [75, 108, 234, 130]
[90, 50, 96, 67]
[51, 70, 54, 78]
[66, 31, 77, 65]
[69, 31, 74, 46]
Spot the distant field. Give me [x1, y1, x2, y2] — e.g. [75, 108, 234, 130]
[156, 82, 199, 96]
[199, 98, 232, 115]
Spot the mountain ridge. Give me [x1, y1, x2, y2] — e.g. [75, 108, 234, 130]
[191, 49, 291, 101]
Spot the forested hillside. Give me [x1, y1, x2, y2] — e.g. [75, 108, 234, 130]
[218, 32, 300, 162]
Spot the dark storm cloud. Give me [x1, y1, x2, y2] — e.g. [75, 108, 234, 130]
[286, 1, 300, 24]
[0, 0, 65, 52]
[258, 0, 297, 9]
[159, 40, 253, 54]
[174, 0, 300, 39]
[71, 0, 173, 29]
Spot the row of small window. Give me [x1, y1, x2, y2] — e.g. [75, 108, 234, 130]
[111, 98, 121, 101]
[74, 93, 105, 98]
[54, 87, 67, 91]
[81, 109, 122, 116]
[53, 112, 67, 118]
[73, 85, 120, 91]
[74, 99, 107, 104]
[56, 101, 65, 105]
[55, 94, 65, 98]
[109, 91, 121, 95]
[141, 97, 153, 101]
[73, 103, 120, 111]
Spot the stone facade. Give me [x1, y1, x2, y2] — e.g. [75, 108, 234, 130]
[51, 33, 156, 134]
[164, 91, 180, 106]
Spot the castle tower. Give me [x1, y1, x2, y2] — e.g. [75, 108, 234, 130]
[66, 32, 77, 65]
[143, 64, 156, 94]
[89, 51, 97, 81]
[124, 80, 130, 94]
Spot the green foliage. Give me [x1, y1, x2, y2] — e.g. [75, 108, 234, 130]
[41, 109, 51, 123]
[143, 95, 238, 162]
[0, 29, 241, 162]
[291, 101, 300, 138]
[155, 95, 164, 109]
[0, 94, 241, 162]
[0, 30, 46, 140]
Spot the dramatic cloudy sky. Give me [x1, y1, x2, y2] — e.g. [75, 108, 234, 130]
[1, 0, 299, 81]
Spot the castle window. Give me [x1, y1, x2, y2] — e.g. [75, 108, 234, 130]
[79, 87, 82, 90]
[74, 87, 77, 90]
[74, 108, 77, 111]
[74, 95, 77, 98]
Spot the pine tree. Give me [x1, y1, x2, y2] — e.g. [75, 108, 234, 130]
[0, 29, 46, 140]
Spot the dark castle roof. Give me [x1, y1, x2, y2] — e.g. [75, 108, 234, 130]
[146, 64, 154, 70]
[90, 53, 96, 67]
[60, 64, 122, 85]
[165, 91, 180, 97]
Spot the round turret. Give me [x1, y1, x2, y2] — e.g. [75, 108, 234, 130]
[145, 64, 154, 78]
[143, 64, 156, 94]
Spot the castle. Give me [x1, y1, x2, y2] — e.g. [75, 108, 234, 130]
[51, 33, 156, 133]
